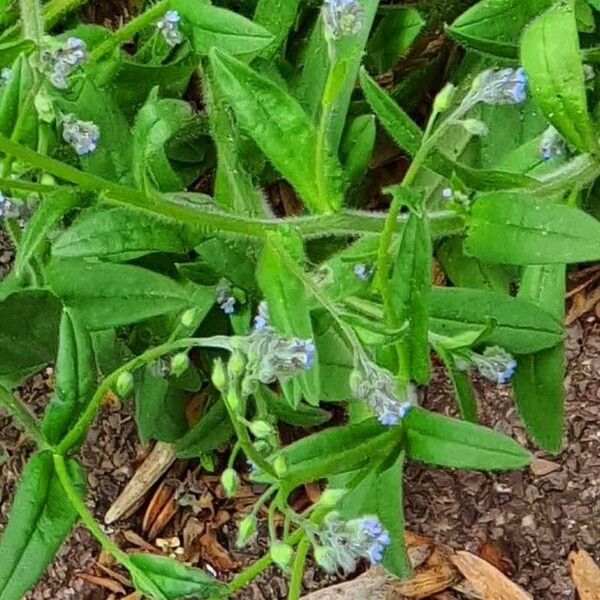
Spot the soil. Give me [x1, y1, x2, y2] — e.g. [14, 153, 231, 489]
[0, 221, 598, 599]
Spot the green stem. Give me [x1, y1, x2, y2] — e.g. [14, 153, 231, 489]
[18, 0, 43, 43]
[223, 530, 304, 597]
[288, 537, 310, 600]
[90, 0, 171, 61]
[0, 386, 49, 449]
[0, 177, 58, 194]
[53, 454, 166, 598]
[56, 335, 231, 454]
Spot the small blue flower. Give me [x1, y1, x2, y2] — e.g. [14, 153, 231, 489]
[42, 37, 87, 89]
[477, 67, 528, 105]
[220, 296, 236, 315]
[469, 346, 517, 385]
[441, 187, 454, 200]
[1, 68, 11, 85]
[322, 0, 364, 38]
[157, 10, 183, 47]
[353, 263, 373, 281]
[62, 114, 99, 155]
[252, 301, 270, 332]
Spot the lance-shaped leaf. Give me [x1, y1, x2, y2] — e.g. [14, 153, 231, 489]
[127, 553, 226, 600]
[172, 0, 273, 58]
[0, 452, 84, 600]
[465, 192, 600, 265]
[429, 286, 562, 354]
[42, 310, 95, 445]
[405, 408, 531, 470]
[209, 48, 343, 214]
[389, 196, 432, 385]
[253, 0, 301, 59]
[521, 2, 596, 152]
[448, 0, 554, 59]
[513, 264, 565, 453]
[46, 260, 190, 330]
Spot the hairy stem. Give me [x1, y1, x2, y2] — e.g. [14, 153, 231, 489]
[288, 537, 310, 600]
[18, 0, 43, 43]
[90, 0, 171, 61]
[56, 335, 232, 454]
[0, 386, 49, 449]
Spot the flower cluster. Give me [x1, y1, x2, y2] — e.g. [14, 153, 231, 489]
[350, 361, 415, 426]
[156, 10, 183, 47]
[474, 67, 528, 105]
[539, 125, 566, 161]
[455, 346, 517, 385]
[62, 114, 99, 155]
[41, 37, 87, 89]
[313, 513, 391, 573]
[322, 0, 364, 38]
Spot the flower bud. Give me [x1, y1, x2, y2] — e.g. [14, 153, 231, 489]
[319, 488, 347, 508]
[432, 83, 455, 113]
[226, 389, 240, 412]
[211, 358, 228, 393]
[228, 351, 247, 379]
[314, 545, 337, 573]
[461, 118, 489, 137]
[115, 371, 134, 398]
[180, 308, 198, 328]
[270, 543, 294, 569]
[220, 468, 239, 498]
[248, 420, 274, 439]
[273, 455, 287, 478]
[170, 352, 190, 377]
[236, 514, 257, 548]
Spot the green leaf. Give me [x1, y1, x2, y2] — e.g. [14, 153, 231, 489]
[175, 400, 234, 459]
[253, 0, 301, 59]
[340, 114, 376, 188]
[360, 68, 422, 157]
[296, 0, 378, 150]
[405, 408, 531, 470]
[389, 206, 432, 384]
[42, 310, 95, 445]
[173, 0, 273, 58]
[135, 367, 188, 443]
[46, 260, 190, 330]
[203, 66, 269, 217]
[367, 7, 424, 73]
[521, 2, 596, 152]
[53, 205, 196, 260]
[269, 419, 400, 488]
[448, 0, 554, 58]
[375, 453, 410, 577]
[128, 553, 225, 600]
[132, 89, 196, 192]
[437, 237, 512, 293]
[466, 192, 600, 265]
[512, 264, 565, 453]
[259, 385, 331, 427]
[435, 344, 478, 422]
[429, 286, 563, 354]
[0, 40, 35, 69]
[14, 191, 79, 277]
[0, 452, 84, 600]
[0, 291, 62, 387]
[209, 48, 343, 213]
[257, 230, 320, 405]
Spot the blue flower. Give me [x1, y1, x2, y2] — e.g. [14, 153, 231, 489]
[350, 362, 417, 426]
[322, 0, 364, 38]
[41, 37, 87, 89]
[157, 10, 183, 47]
[1, 68, 11, 85]
[477, 67, 528, 105]
[353, 263, 373, 281]
[468, 346, 517, 385]
[252, 301, 270, 332]
[62, 114, 99, 155]
[539, 126, 566, 161]
[220, 296, 236, 315]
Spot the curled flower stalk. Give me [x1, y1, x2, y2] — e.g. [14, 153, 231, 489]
[61, 114, 100, 155]
[454, 346, 517, 385]
[40, 36, 87, 89]
[322, 0, 364, 39]
[156, 9, 182, 47]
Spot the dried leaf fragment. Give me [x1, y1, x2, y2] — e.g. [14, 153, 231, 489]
[569, 548, 600, 600]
